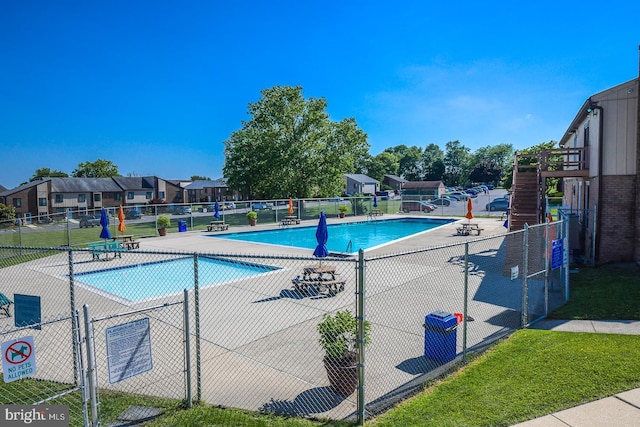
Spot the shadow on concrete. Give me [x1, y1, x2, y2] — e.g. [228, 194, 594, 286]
[259, 386, 349, 416]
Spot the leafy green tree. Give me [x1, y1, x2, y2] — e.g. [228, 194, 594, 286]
[0, 203, 16, 226]
[422, 144, 445, 181]
[30, 168, 68, 181]
[223, 86, 369, 198]
[190, 175, 211, 181]
[72, 159, 120, 178]
[468, 160, 503, 184]
[443, 140, 472, 186]
[365, 152, 399, 182]
[385, 145, 423, 180]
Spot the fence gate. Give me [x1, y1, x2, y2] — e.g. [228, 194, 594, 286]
[0, 312, 89, 426]
[83, 295, 190, 426]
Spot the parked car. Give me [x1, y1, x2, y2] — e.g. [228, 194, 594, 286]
[222, 202, 236, 210]
[251, 202, 272, 210]
[125, 210, 141, 219]
[173, 206, 192, 215]
[485, 199, 510, 211]
[79, 215, 101, 228]
[429, 197, 452, 206]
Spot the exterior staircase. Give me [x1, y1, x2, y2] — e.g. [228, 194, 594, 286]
[507, 147, 589, 231]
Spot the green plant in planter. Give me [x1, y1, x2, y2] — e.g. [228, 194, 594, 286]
[317, 309, 371, 396]
[338, 205, 348, 213]
[246, 210, 258, 225]
[157, 215, 171, 236]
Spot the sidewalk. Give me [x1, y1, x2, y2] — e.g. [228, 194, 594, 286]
[511, 319, 640, 427]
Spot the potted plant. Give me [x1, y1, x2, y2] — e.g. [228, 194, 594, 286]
[157, 215, 171, 236]
[317, 309, 370, 396]
[338, 205, 348, 218]
[246, 210, 258, 226]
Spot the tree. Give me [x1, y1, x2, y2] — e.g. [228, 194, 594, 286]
[421, 144, 445, 181]
[0, 203, 16, 224]
[468, 160, 503, 184]
[30, 168, 68, 181]
[72, 159, 120, 178]
[443, 140, 471, 186]
[190, 175, 211, 181]
[223, 86, 369, 199]
[385, 145, 423, 180]
[365, 152, 399, 183]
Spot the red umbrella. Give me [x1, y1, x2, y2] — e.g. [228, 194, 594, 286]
[118, 205, 126, 233]
[465, 198, 473, 220]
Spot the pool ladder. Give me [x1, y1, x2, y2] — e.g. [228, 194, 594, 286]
[345, 240, 353, 253]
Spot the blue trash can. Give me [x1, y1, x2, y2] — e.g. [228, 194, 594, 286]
[424, 310, 458, 363]
[178, 220, 187, 232]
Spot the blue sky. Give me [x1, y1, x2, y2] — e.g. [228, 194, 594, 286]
[1, 1, 638, 189]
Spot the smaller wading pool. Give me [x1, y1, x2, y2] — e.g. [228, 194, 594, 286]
[74, 257, 280, 301]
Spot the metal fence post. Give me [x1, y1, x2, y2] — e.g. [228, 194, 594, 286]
[183, 288, 192, 408]
[544, 221, 550, 317]
[521, 224, 529, 328]
[193, 253, 201, 402]
[356, 249, 366, 425]
[83, 304, 98, 427]
[462, 242, 469, 359]
[68, 249, 79, 384]
[74, 310, 90, 427]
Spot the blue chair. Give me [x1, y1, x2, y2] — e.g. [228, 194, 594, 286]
[0, 292, 13, 317]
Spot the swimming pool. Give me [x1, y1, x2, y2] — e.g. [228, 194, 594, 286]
[75, 257, 280, 301]
[209, 217, 455, 253]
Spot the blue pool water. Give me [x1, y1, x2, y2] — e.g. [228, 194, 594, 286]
[75, 257, 279, 301]
[210, 217, 455, 253]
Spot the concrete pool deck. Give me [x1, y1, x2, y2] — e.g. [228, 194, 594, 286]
[2, 214, 516, 421]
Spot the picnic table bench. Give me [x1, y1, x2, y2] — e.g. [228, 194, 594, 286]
[88, 241, 124, 260]
[113, 235, 140, 250]
[207, 221, 229, 232]
[370, 209, 383, 216]
[456, 223, 484, 236]
[291, 264, 346, 296]
[280, 216, 300, 226]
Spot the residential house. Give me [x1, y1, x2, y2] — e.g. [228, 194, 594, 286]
[344, 174, 379, 195]
[401, 181, 445, 198]
[185, 179, 230, 203]
[383, 174, 407, 193]
[557, 77, 639, 264]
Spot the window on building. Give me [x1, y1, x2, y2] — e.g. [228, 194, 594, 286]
[115, 193, 121, 201]
[94, 194, 101, 202]
[13, 198, 22, 207]
[159, 191, 165, 199]
[55, 194, 63, 203]
[146, 192, 152, 199]
[127, 192, 134, 200]
[39, 198, 47, 207]
[78, 194, 86, 203]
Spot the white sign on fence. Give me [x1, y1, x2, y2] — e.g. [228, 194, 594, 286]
[105, 318, 153, 384]
[2, 336, 37, 383]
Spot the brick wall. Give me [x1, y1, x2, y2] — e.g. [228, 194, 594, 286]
[597, 175, 637, 263]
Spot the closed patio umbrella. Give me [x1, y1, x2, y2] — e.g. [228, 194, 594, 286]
[99, 208, 111, 241]
[117, 205, 126, 234]
[373, 195, 378, 208]
[313, 211, 329, 262]
[214, 201, 220, 219]
[465, 198, 473, 221]
[288, 197, 294, 215]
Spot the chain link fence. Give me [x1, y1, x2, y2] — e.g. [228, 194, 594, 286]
[1, 219, 567, 425]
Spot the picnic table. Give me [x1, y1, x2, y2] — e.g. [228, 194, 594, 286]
[88, 241, 124, 260]
[207, 221, 229, 232]
[280, 215, 300, 226]
[112, 234, 140, 249]
[456, 223, 484, 236]
[292, 264, 346, 296]
[370, 209, 383, 217]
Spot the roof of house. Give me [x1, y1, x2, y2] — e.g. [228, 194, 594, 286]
[184, 179, 227, 190]
[0, 184, 6, 192]
[0, 179, 46, 196]
[402, 180, 444, 189]
[384, 174, 407, 183]
[50, 177, 122, 192]
[111, 176, 155, 191]
[344, 174, 379, 184]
